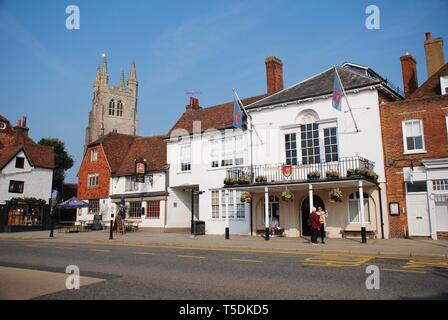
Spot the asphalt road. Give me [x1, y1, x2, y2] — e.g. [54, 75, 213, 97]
[0, 240, 447, 300]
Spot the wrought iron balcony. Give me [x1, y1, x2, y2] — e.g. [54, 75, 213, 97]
[225, 156, 376, 186]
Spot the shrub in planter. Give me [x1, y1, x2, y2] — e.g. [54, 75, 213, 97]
[326, 170, 340, 178]
[281, 190, 295, 202]
[224, 177, 236, 185]
[237, 175, 251, 184]
[347, 168, 360, 177]
[241, 192, 252, 203]
[307, 171, 321, 179]
[360, 169, 379, 181]
[255, 175, 267, 183]
[329, 188, 343, 203]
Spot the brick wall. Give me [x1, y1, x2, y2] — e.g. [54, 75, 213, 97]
[77, 145, 111, 200]
[380, 95, 448, 238]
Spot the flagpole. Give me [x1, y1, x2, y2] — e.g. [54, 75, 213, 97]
[334, 66, 360, 133]
[233, 89, 263, 144]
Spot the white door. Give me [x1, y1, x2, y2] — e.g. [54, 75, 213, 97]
[406, 193, 431, 236]
[435, 198, 448, 232]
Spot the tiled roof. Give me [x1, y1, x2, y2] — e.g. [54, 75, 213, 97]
[166, 94, 267, 137]
[408, 63, 448, 99]
[88, 132, 136, 173]
[247, 66, 382, 109]
[115, 135, 167, 176]
[87, 132, 167, 176]
[0, 142, 55, 170]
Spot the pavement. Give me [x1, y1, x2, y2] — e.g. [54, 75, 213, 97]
[1, 229, 448, 259]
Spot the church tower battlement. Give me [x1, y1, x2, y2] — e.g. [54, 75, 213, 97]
[84, 54, 139, 150]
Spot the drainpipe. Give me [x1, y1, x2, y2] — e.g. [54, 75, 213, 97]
[377, 183, 385, 239]
[250, 196, 253, 237]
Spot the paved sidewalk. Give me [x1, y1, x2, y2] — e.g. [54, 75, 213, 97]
[1, 230, 447, 258]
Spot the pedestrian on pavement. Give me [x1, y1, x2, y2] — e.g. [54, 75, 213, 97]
[317, 207, 328, 244]
[309, 207, 320, 245]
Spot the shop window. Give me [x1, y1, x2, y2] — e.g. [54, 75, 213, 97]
[348, 192, 371, 223]
[129, 202, 142, 218]
[88, 199, 100, 214]
[147, 201, 160, 219]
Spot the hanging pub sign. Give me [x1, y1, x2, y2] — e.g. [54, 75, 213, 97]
[282, 164, 292, 178]
[135, 158, 147, 183]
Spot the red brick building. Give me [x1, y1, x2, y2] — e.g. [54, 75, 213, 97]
[381, 33, 448, 239]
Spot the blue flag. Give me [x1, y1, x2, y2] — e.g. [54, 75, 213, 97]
[332, 69, 343, 111]
[233, 95, 243, 129]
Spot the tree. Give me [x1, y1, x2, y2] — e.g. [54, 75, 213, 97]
[38, 138, 74, 196]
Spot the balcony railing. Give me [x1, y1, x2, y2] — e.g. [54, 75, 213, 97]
[225, 156, 375, 185]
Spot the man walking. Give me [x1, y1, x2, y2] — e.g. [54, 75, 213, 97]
[309, 207, 320, 245]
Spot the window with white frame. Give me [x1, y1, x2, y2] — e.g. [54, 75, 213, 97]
[180, 144, 191, 172]
[403, 120, 425, 153]
[348, 192, 371, 223]
[433, 180, 448, 191]
[324, 127, 338, 162]
[209, 135, 246, 168]
[285, 133, 298, 165]
[301, 123, 320, 164]
[129, 201, 142, 218]
[88, 173, 99, 187]
[88, 199, 99, 214]
[125, 176, 139, 192]
[90, 149, 98, 162]
[212, 190, 246, 220]
[211, 191, 220, 218]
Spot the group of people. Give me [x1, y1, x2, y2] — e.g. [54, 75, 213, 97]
[309, 207, 328, 245]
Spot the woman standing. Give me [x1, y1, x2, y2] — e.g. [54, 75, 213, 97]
[317, 207, 328, 244]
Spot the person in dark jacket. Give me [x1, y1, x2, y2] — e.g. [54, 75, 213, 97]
[309, 207, 321, 245]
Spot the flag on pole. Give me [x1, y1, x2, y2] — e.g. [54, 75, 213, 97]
[332, 68, 344, 111]
[233, 94, 243, 129]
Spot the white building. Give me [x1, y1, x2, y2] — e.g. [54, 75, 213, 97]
[166, 58, 403, 239]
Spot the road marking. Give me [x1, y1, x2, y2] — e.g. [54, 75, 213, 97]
[88, 249, 111, 253]
[303, 254, 374, 267]
[25, 244, 40, 248]
[54, 246, 73, 250]
[133, 251, 155, 256]
[177, 255, 205, 260]
[402, 259, 448, 271]
[232, 259, 263, 264]
[382, 268, 427, 274]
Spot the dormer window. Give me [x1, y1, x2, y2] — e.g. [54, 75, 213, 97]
[440, 75, 448, 95]
[15, 157, 25, 169]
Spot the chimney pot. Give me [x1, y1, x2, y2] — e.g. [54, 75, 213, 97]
[426, 32, 431, 40]
[265, 56, 284, 95]
[17, 119, 22, 127]
[22, 116, 27, 128]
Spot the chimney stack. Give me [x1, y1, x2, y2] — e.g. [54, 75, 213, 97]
[424, 32, 445, 78]
[186, 96, 200, 111]
[265, 56, 284, 95]
[14, 116, 29, 144]
[400, 51, 418, 98]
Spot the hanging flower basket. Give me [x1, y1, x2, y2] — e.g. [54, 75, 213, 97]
[281, 190, 295, 202]
[329, 188, 343, 203]
[241, 192, 252, 203]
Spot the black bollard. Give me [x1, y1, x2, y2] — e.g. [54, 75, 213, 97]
[109, 214, 114, 240]
[49, 211, 54, 238]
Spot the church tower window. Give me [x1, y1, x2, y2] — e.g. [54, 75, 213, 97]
[109, 99, 115, 116]
[117, 101, 123, 117]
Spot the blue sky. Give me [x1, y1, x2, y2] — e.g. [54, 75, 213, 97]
[0, 0, 447, 183]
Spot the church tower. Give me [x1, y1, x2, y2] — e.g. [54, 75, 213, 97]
[84, 54, 139, 150]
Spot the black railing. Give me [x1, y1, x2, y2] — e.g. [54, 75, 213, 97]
[225, 156, 375, 185]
